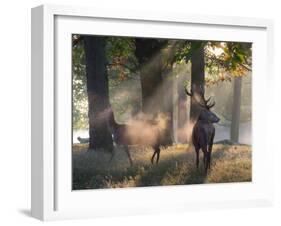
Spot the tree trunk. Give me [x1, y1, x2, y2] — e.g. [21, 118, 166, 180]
[188, 42, 205, 141]
[135, 39, 164, 114]
[230, 77, 242, 143]
[190, 42, 205, 120]
[139, 54, 163, 114]
[83, 36, 113, 151]
[135, 38, 172, 144]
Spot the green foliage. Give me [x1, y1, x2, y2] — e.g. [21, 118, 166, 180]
[173, 41, 191, 63]
[72, 35, 252, 130]
[106, 37, 138, 81]
[72, 36, 141, 129]
[205, 41, 252, 86]
[106, 37, 134, 59]
[72, 39, 88, 130]
[106, 37, 142, 121]
[170, 40, 252, 86]
[223, 42, 252, 70]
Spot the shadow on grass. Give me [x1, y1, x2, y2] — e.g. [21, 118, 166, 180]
[72, 143, 251, 190]
[125, 152, 207, 187]
[73, 150, 208, 189]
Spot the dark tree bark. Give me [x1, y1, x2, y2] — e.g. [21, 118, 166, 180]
[187, 41, 205, 142]
[190, 41, 205, 122]
[230, 77, 242, 143]
[134, 38, 172, 144]
[135, 38, 165, 114]
[83, 36, 113, 151]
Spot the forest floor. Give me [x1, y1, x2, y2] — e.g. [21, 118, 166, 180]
[72, 143, 252, 190]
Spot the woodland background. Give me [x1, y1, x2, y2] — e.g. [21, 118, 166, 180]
[0, 0, 280, 226]
[72, 36, 253, 189]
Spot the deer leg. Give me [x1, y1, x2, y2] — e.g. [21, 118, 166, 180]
[207, 152, 211, 171]
[195, 147, 200, 169]
[208, 133, 215, 170]
[151, 146, 161, 164]
[151, 149, 157, 164]
[156, 147, 161, 164]
[208, 147, 212, 170]
[202, 146, 208, 173]
[124, 146, 133, 166]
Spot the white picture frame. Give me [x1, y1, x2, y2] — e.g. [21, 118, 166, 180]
[31, 4, 274, 221]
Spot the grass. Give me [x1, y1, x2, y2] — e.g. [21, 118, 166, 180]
[72, 143, 252, 190]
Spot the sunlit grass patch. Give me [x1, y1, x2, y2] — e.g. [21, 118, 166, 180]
[72, 143, 252, 190]
[205, 146, 251, 183]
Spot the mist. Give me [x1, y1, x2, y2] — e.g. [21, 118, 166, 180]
[73, 64, 251, 145]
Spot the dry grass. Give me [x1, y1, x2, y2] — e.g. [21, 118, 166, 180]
[72, 143, 251, 190]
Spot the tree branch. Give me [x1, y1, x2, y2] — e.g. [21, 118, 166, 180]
[108, 62, 138, 73]
[72, 36, 84, 47]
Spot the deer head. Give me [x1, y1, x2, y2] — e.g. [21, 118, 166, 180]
[185, 85, 220, 123]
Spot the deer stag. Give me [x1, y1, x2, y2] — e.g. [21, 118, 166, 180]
[186, 87, 220, 173]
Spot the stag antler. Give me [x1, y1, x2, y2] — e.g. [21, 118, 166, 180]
[185, 86, 193, 96]
[196, 85, 215, 109]
[199, 92, 215, 109]
[186, 85, 215, 109]
[206, 100, 215, 109]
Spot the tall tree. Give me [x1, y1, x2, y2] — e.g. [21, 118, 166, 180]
[134, 38, 173, 144]
[134, 38, 165, 114]
[230, 77, 242, 143]
[83, 36, 113, 151]
[189, 41, 205, 123]
[171, 41, 205, 142]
